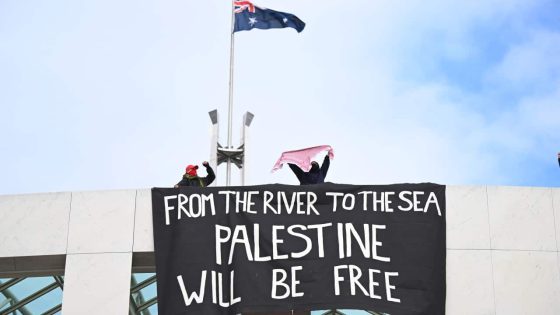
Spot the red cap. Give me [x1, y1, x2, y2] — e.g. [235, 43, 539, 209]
[185, 165, 198, 176]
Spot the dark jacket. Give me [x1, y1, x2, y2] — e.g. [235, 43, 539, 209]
[289, 155, 330, 185]
[176, 164, 216, 187]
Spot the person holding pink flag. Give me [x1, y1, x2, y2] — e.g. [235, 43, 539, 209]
[272, 145, 334, 185]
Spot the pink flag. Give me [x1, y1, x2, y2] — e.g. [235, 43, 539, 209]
[271, 145, 334, 172]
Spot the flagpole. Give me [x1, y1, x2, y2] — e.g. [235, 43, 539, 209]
[226, 0, 236, 187]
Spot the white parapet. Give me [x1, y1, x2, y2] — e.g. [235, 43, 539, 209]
[0, 185, 559, 314]
[0, 192, 71, 258]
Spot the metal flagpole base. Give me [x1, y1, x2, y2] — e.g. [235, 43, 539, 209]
[209, 110, 254, 186]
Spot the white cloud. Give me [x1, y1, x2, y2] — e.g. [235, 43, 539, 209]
[487, 30, 560, 90]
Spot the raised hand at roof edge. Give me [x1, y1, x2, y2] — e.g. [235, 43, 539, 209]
[272, 145, 334, 185]
[175, 161, 215, 188]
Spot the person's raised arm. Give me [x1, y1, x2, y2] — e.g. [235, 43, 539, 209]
[202, 161, 216, 186]
[288, 163, 304, 180]
[321, 155, 330, 177]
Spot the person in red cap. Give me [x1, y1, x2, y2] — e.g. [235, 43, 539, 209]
[174, 161, 215, 187]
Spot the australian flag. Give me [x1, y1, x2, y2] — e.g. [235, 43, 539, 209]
[233, 1, 305, 33]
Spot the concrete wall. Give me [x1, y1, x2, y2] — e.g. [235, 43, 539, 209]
[1, 186, 560, 314]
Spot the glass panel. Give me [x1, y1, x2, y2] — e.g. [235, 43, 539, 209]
[0, 277, 63, 315]
[4, 277, 54, 296]
[134, 273, 154, 283]
[136, 282, 157, 301]
[24, 288, 62, 314]
[146, 303, 158, 314]
[131, 273, 158, 315]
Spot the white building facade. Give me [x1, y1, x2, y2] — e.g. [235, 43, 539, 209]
[1, 185, 560, 314]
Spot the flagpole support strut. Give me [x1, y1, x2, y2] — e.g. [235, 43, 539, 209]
[208, 110, 254, 186]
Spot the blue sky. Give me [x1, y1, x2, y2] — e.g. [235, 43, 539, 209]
[1, 0, 559, 194]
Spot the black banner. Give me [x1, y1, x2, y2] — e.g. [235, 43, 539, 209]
[152, 183, 446, 315]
